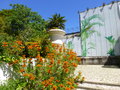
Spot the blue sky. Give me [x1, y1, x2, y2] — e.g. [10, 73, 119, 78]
[0, 0, 117, 33]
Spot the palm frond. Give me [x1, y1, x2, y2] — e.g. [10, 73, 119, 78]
[105, 36, 116, 45]
[47, 14, 66, 29]
[87, 14, 103, 22]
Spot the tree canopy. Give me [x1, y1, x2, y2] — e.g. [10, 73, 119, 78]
[0, 4, 47, 42]
[0, 4, 46, 36]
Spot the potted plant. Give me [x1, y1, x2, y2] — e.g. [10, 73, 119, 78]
[47, 14, 66, 44]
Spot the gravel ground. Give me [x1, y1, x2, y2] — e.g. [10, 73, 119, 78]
[75, 65, 120, 90]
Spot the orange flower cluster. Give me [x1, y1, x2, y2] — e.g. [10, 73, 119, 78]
[22, 55, 26, 59]
[27, 42, 41, 51]
[65, 87, 71, 90]
[70, 86, 75, 89]
[28, 45, 33, 49]
[23, 60, 27, 63]
[36, 64, 42, 67]
[66, 81, 72, 85]
[55, 80, 60, 83]
[29, 73, 35, 80]
[23, 73, 29, 77]
[29, 58, 32, 61]
[20, 46, 25, 49]
[72, 63, 78, 67]
[45, 47, 49, 52]
[35, 54, 44, 63]
[22, 73, 35, 80]
[57, 60, 61, 64]
[62, 61, 70, 73]
[48, 65, 52, 68]
[2, 42, 8, 45]
[47, 69, 52, 74]
[52, 85, 57, 90]
[59, 84, 64, 88]
[36, 54, 40, 59]
[77, 57, 81, 62]
[20, 69, 25, 73]
[50, 59, 54, 64]
[16, 41, 22, 45]
[12, 45, 17, 48]
[7, 60, 19, 66]
[64, 68, 69, 73]
[41, 77, 54, 87]
[22, 64, 27, 67]
[52, 43, 65, 53]
[47, 53, 55, 59]
[2, 42, 8, 47]
[52, 43, 59, 48]
[13, 60, 19, 64]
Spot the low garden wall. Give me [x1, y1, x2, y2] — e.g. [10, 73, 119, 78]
[80, 56, 120, 66]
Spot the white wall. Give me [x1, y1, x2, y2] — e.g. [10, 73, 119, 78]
[80, 1, 120, 56]
[63, 34, 81, 56]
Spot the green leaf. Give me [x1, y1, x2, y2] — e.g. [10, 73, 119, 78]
[16, 85, 23, 90]
[105, 36, 116, 45]
[107, 48, 115, 56]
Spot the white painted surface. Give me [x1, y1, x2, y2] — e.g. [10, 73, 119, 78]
[80, 1, 120, 56]
[0, 58, 38, 83]
[63, 2, 120, 56]
[63, 34, 81, 56]
[49, 29, 65, 45]
[0, 63, 10, 84]
[0, 69, 7, 84]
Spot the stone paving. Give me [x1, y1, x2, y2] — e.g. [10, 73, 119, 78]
[75, 65, 120, 90]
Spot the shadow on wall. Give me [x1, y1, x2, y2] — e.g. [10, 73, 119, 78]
[117, 3, 120, 20]
[104, 36, 120, 68]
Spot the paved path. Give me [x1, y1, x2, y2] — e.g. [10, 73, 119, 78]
[75, 65, 120, 90]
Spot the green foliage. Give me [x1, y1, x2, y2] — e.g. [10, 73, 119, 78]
[0, 79, 28, 90]
[0, 4, 46, 36]
[80, 14, 103, 56]
[0, 43, 83, 90]
[105, 36, 116, 56]
[0, 33, 15, 56]
[0, 4, 49, 58]
[0, 79, 18, 90]
[17, 28, 49, 42]
[0, 17, 5, 33]
[81, 14, 102, 40]
[67, 41, 74, 49]
[105, 36, 116, 45]
[0, 4, 83, 89]
[47, 13, 66, 30]
[107, 48, 115, 56]
[0, 33, 14, 43]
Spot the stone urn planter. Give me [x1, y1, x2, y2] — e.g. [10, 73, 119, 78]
[48, 29, 66, 45]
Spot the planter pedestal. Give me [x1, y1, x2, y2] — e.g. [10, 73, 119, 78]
[48, 29, 66, 45]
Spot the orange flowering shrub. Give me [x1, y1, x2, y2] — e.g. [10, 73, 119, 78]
[1, 41, 42, 63]
[1, 41, 25, 63]
[0, 41, 83, 90]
